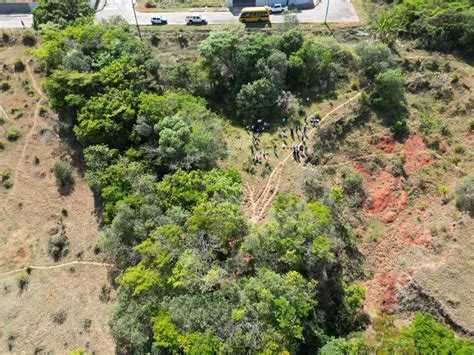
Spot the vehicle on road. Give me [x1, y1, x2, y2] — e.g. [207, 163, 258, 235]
[239, 6, 270, 23]
[185, 14, 207, 25]
[151, 16, 168, 25]
[268, 3, 286, 14]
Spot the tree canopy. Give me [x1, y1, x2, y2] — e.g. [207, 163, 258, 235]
[32, 0, 95, 30]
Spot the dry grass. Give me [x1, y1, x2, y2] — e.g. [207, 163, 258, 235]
[0, 42, 115, 353]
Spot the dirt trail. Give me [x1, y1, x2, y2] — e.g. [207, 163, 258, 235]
[3, 59, 46, 207]
[0, 260, 114, 278]
[245, 92, 362, 223]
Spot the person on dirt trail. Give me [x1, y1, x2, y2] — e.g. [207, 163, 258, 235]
[251, 145, 255, 156]
[273, 143, 278, 158]
[263, 151, 269, 161]
[282, 128, 287, 140]
[301, 131, 305, 142]
[303, 124, 307, 135]
[304, 114, 308, 124]
[290, 127, 295, 140]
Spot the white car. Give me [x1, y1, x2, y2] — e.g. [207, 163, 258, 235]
[268, 3, 286, 13]
[185, 14, 207, 25]
[151, 16, 168, 25]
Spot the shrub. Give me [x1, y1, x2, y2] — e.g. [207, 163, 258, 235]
[6, 129, 20, 141]
[52, 311, 67, 325]
[341, 168, 364, 196]
[16, 272, 29, 293]
[22, 31, 36, 47]
[2, 32, 10, 44]
[372, 69, 405, 112]
[1, 168, 11, 184]
[468, 119, 474, 131]
[454, 144, 465, 154]
[99, 284, 112, 303]
[48, 231, 69, 261]
[14, 59, 25, 72]
[355, 42, 395, 80]
[145, 1, 157, 7]
[1, 82, 10, 91]
[52, 160, 74, 188]
[454, 176, 474, 215]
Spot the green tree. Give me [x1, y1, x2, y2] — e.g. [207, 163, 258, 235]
[236, 78, 279, 123]
[371, 69, 405, 112]
[74, 89, 137, 148]
[407, 313, 473, 353]
[288, 37, 337, 90]
[355, 42, 395, 80]
[198, 31, 240, 89]
[278, 29, 304, 55]
[32, 0, 95, 30]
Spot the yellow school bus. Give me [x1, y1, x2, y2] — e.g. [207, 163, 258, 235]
[239, 6, 270, 23]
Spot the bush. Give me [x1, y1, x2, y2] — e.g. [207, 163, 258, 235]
[22, 31, 36, 47]
[341, 168, 364, 196]
[52, 311, 67, 325]
[2, 32, 10, 44]
[16, 272, 29, 293]
[1, 82, 10, 91]
[48, 231, 69, 261]
[145, 1, 157, 7]
[356, 42, 395, 80]
[6, 129, 20, 141]
[371, 69, 405, 113]
[454, 176, 474, 215]
[14, 59, 25, 72]
[468, 119, 474, 131]
[52, 160, 74, 188]
[454, 144, 465, 154]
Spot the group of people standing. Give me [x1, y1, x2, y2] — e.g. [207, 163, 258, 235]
[249, 113, 322, 166]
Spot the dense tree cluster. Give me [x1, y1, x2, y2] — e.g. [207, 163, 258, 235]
[107, 186, 366, 353]
[168, 30, 353, 124]
[389, 0, 474, 53]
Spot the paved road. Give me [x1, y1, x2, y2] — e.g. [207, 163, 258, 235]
[96, 0, 358, 25]
[0, 0, 357, 28]
[0, 14, 32, 28]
